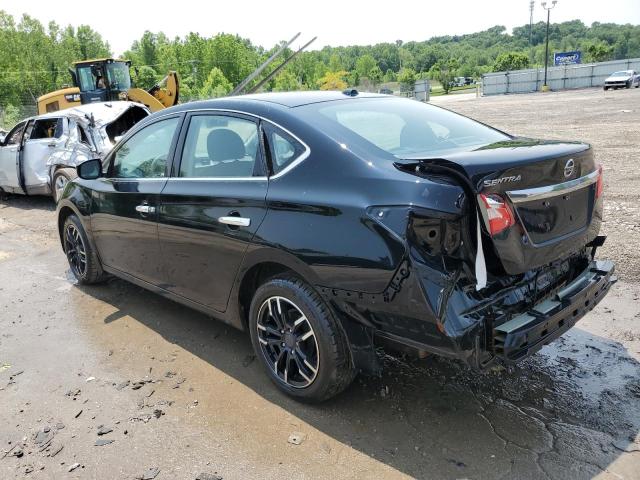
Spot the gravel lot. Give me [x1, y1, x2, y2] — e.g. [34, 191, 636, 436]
[1, 87, 639, 480]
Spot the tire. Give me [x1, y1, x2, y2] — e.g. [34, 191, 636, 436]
[62, 214, 106, 285]
[248, 276, 356, 402]
[603, 86, 608, 91]
[53, 167, 77, 203]
[625, 81, 631, 89]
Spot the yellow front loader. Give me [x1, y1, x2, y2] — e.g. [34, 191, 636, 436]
[37, 58, 179, 114]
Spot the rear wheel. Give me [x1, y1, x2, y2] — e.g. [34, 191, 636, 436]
[248, 276, 355, 402]
[53, 168, 77, 203]
[63, 214, 106, 284]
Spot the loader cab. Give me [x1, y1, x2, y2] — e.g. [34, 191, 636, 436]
[73, 59, 132, 105]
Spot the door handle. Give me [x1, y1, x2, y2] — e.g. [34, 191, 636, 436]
[218, 216, 250, 227]
[135, 204, 156, 214]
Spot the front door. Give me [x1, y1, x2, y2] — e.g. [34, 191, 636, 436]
[0, 121, 27, 194]
[22, 117, 66, 194]
[90, 115, 182, 285]
[158, 112, 268, 311]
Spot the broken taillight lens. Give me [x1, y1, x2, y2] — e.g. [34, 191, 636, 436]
[479, 193, 515, 236]
[595, 164, 604, 199]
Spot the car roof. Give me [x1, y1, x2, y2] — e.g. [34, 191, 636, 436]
[164, 91, 387, 114]
[12, 102, 149, 130]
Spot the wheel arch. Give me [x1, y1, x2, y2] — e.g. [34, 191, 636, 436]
[232, 247, 322, 330]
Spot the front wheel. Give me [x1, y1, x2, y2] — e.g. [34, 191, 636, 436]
[248, 276, 355, 402]
[63, 214, 106, 284]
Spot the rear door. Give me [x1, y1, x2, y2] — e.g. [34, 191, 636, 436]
[21, 117, 66, 194]
[90, 115, 182, 285]
[0, 121, 27, 194]
[157, 111, 268, 312]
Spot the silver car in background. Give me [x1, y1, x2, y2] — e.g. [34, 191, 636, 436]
[0, 102, 149, 201]
[603, 70, 640, 90]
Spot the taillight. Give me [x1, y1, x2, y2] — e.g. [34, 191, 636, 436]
[479, 194, 515, 236]
[595, 164, 604, 199]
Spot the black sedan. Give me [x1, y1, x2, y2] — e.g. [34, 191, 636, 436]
[57, 91, 615, 401]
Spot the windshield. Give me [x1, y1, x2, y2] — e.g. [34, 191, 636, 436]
[306, 97, 509, 158]
[611, 71, 631, 76]
[106, 63, 131, 91]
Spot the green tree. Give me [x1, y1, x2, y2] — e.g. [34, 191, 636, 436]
[383, 69, 396, 82]
[355, 54, 377, 80]
[397, 67, 416, 92]
[199, 67, 232, 99]
[492, 52, 530, 72]
[586, 42, 614, 62]
[132, 65, 158, 90]
[272, 70, 300, 92]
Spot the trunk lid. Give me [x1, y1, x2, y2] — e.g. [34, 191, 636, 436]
[399, 138, 602, 276]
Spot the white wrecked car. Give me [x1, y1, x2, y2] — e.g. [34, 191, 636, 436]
[603, 70, 640, 90]
[0, 102, 149, 201]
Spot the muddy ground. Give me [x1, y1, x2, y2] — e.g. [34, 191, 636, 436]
[1, 87, 639, 480]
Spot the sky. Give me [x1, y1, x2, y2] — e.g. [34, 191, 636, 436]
[3, 0, 640, 55]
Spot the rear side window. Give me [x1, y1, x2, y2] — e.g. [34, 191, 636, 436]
[178, 115, 260, 178]
[264, 126, 306, 175]
[111, 117, 180, 178]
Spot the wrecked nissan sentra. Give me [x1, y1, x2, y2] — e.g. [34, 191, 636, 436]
[0, 101, 149, 201]
[57, 91, 615, 401]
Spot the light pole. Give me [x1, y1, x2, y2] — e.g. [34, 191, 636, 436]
[541, 0, 557, 92]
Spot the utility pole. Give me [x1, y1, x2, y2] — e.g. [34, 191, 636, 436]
[541, 0, 557, 92]
[529, 0, 535, 57]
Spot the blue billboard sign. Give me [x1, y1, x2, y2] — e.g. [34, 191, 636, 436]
[554, 51, 582, 66]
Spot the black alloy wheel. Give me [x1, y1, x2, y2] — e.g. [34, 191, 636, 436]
[64, 222, 87, 279]
[256, 296, 319, 388]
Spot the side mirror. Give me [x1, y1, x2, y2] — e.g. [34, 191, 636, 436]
[77, 158, 102, 180]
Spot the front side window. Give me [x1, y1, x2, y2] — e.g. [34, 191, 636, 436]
[179, 115, 260, 178]
[29, 118, 64, 140]
[303, 98, 509, 158]
[106, 63, 132, 91]
[111, 117, 179, 178]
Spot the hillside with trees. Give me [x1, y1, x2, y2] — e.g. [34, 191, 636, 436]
[1, 9, 639, 127]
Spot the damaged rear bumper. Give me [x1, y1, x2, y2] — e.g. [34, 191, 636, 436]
[492, 259, 616, 363]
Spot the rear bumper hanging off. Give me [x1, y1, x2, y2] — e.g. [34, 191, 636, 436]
[493, 259, 616, 362]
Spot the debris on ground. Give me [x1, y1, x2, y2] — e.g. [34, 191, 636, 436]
[97, 425, 113, 435]
[196, 473, 223, 480]
[115, 380, 130, 390]
[172, 377, 186, 389]
[137, 467, 160, 479]
[68, 463, 81, 472]
[94, 438, 114, 446]
[287, 432, 306, 445]
[65, 388, 81, 399]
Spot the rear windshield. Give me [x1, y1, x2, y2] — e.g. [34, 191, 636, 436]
[303, 97, 509, 158]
